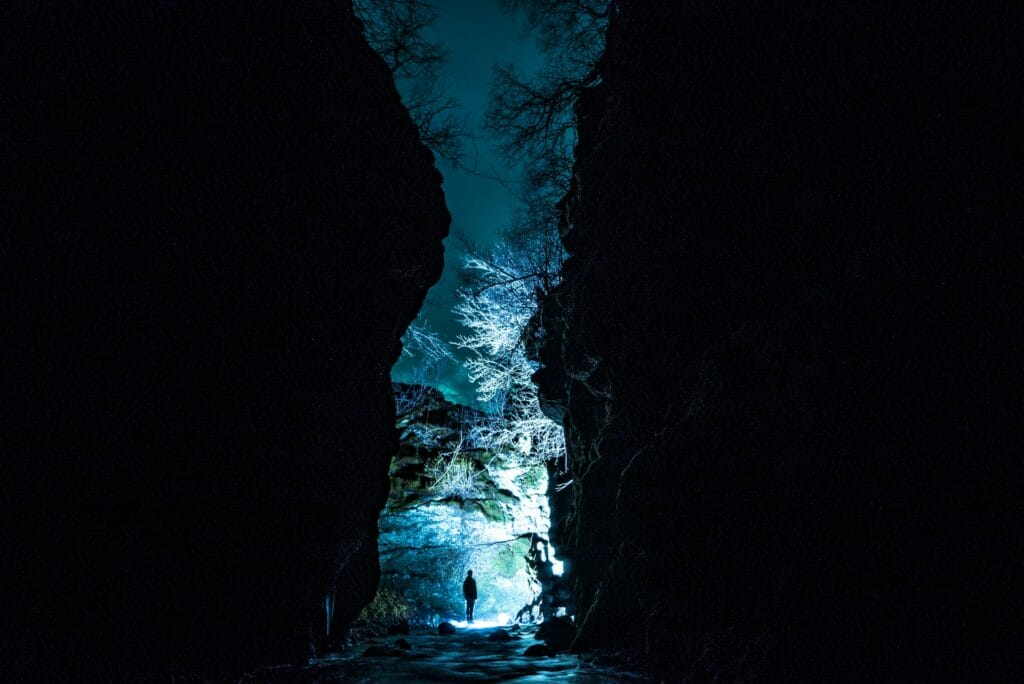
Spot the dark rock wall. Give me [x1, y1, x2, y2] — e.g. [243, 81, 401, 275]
[536, 2, 1022, 679]
[2, 1, 448, 677]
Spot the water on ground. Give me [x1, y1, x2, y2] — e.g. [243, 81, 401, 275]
[245, 623, 639, 682]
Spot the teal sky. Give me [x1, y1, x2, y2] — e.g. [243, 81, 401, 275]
[391, 1, 544, 405]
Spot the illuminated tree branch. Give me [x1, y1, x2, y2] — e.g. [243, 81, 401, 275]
[394, 321, 454, 419]
[454, 244, 566, 467]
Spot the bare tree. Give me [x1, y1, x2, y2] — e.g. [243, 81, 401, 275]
[383, 2, 609, 471]
[401, 319, 455, 365]
[454, 243, 567, 467]
[424, 431, 487, 499]
[439, 2, 611, 471]
[485, 0, 610, 168]
[354, 0, 467, 166]
[394, 320, 454, 419]
[477, 0, 609, 290]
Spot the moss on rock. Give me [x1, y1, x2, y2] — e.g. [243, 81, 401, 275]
[477, 499, 506, 523]
[515, 465, 546, 492]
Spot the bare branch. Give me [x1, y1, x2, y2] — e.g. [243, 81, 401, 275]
[354, 0, 468, 166]
[453, 243, 566, 467]
[486, 0, 610, 167]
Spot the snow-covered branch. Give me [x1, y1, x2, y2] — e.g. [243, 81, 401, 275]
[454, 243, 566, 467]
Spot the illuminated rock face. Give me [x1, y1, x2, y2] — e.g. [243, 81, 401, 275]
[3, 2, 447, 677]
[375, 388, 551, 623]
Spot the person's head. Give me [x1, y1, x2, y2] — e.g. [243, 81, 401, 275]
[466, 570, 473, 577]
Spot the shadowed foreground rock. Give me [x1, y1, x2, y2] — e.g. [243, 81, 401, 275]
[534, 1, 1023, 679]
[2, 1, 448, 678]
[246, 625, 624, 682]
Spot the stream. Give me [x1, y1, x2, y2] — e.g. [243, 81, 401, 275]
[245, 622, 639, 683]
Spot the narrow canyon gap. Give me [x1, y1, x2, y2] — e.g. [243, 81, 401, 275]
[3, 1, 1023, 681]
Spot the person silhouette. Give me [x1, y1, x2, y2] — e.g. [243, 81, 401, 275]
[462, 570, 477, 622]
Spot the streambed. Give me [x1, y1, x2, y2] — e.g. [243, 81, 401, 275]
[245, 623, 637, 682]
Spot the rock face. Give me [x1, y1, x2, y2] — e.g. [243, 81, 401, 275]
[2, 2, 448, 678]
[535, 2, 1022, 680]
[375, 387, 550, 624]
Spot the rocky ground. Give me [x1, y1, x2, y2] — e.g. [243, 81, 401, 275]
[245, 623, 637, 683]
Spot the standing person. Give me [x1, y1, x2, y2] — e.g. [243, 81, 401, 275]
[462, 570, 477, 622]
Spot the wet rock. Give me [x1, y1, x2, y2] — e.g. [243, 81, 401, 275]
[361, 645, 405, 658]
[438, 622, 456, 635]
[524, 644, 552, 657]
[487, 629, 516, 642]
[387, 620, 411, 636]
[536, 617, 575, 651]
[394, 638, 413, 650]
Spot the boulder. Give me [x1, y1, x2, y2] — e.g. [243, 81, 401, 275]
[487, 629, 515, 642]
[535, 617, 575, 651]
[387, 621, 411, 636]
[437, 622, 457, 636]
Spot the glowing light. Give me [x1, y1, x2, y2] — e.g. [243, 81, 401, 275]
[497, 612, 511, 625]
[451, 617, 512, 630]
[551, 558, 564, 576]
